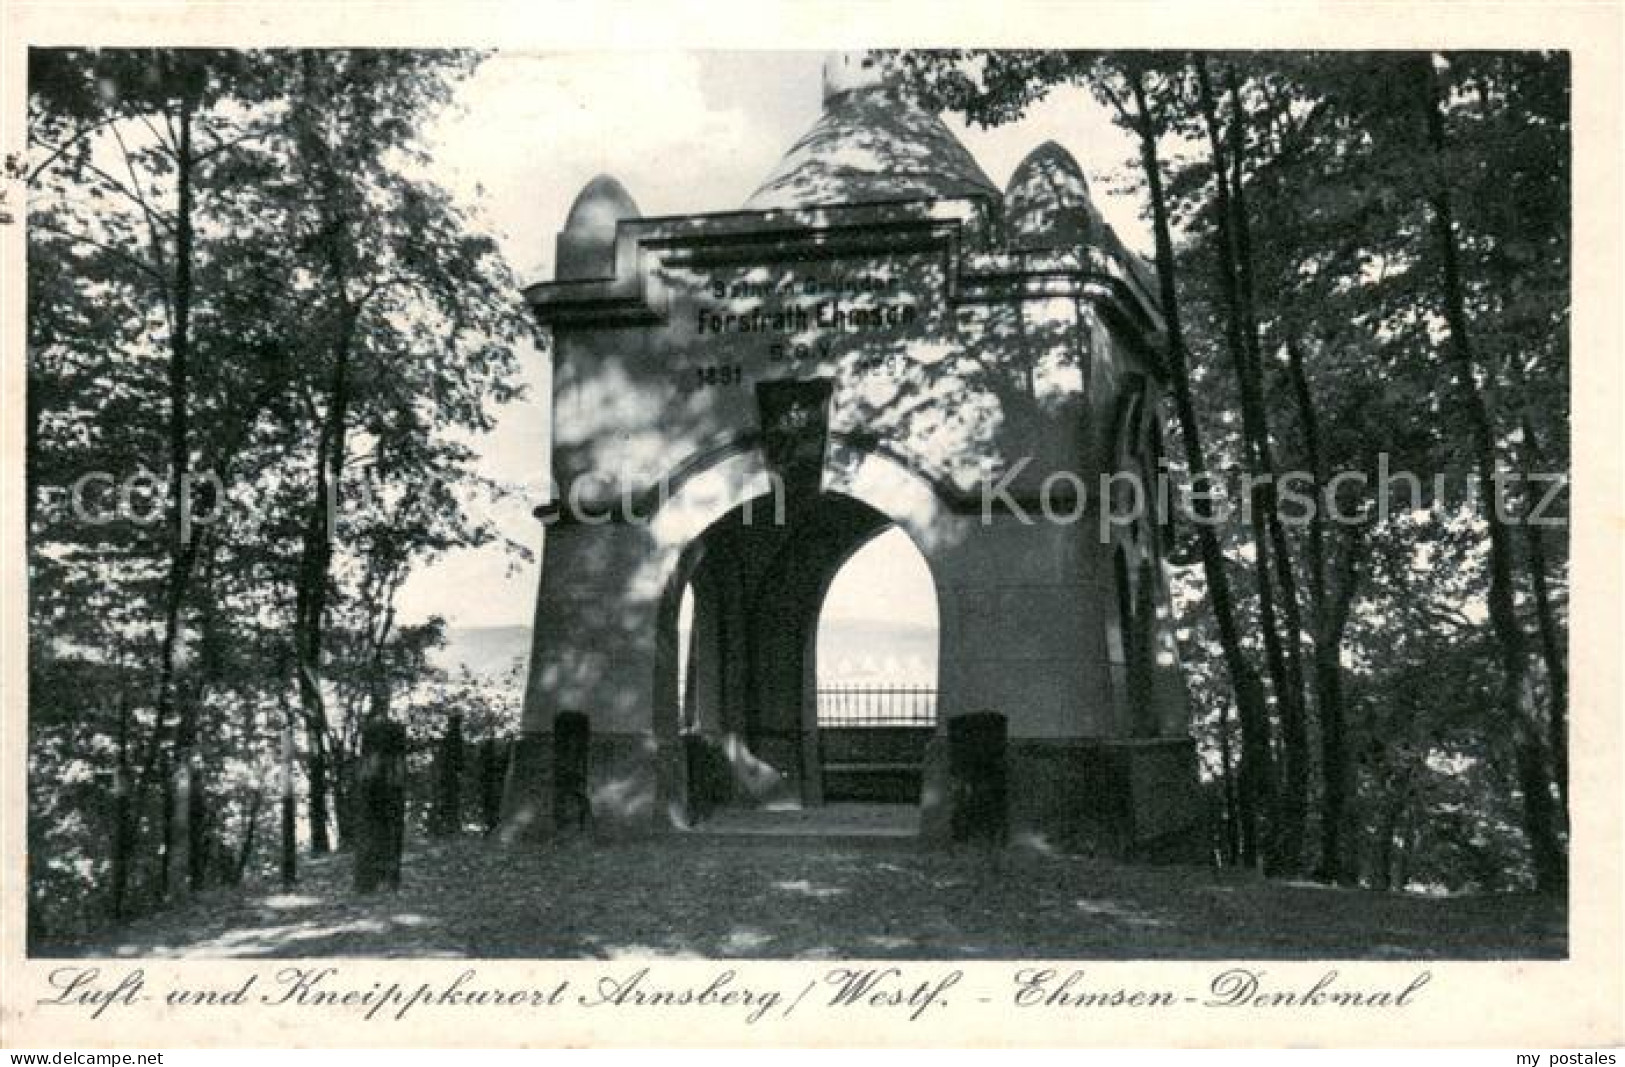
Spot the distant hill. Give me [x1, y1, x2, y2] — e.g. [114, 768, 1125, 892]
[438, 618, 939, 689]
[816, 618, 938, 687]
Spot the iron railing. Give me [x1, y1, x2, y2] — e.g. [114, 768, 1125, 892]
[816, 684, 937, 727]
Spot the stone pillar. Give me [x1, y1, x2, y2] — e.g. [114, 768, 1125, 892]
[553, 711, 591, 832]
[497, 730, 552, 844]
[918, 728, 952, 843]
[947, 711, 1008, 847]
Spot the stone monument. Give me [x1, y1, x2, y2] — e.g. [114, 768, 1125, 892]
[501, 54, 1204, 859]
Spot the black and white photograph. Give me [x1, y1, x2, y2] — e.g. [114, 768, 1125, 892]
[3, 5, 1622, 1050]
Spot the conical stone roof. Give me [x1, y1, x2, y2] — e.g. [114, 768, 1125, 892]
[744, 57, 999, 211]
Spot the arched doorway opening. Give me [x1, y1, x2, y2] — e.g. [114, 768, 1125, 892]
[668, 490, 939, 820]
[814, 527, 939, 803]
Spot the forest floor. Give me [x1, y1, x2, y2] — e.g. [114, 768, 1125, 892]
[48, 827, 1566, 960]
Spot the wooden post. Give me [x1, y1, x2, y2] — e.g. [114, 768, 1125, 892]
[354, 719, 407, 892]
[478, 737, 506, 833]
[431, 713, 464, 836]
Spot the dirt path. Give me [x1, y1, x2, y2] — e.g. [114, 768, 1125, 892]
[48, 834, 1566, 960]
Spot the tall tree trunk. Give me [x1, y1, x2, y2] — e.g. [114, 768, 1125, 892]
[1314, 533, 1364, 883]
[306, 737, 332, 853]
[1518, 415, 1568, 814]
[294, 357, 354, 856]
[1123, 62, 1274, 869]
[1468, 65, 1571, 825]
[294, 450, 341, 856]
[290, 52, 363, 857]
[1216, 701, 1241, 865]
[1417, 54, 1566, 892]
[1373, 764, 1414, 892]
[1286, 338, 1364, 884]
[157, 763, 174, 900]
[1224, 66, 1314, 874]
[110, 691, 133, 920]
[1524, 519, 1567, 812]
[142, 87, 202, 900]
[280, 692, 298, 888]
[151, 87, 204, 899]
[1194, 58, 1305, 872]
[232, 788, 263, 886]
[333, 753, 356, 851]
[289, 282, 356, 859]
[173, 399, 280, 888]
[178, 540, 221, 896]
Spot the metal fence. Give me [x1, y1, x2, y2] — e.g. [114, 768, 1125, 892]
[816, 684, 937, 727]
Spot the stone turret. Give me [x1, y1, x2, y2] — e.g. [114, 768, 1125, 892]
[1003, 140, 1106, 251]
[556, 174, 639, 281]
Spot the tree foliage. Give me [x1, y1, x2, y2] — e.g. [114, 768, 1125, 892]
[26, 48, 535, 939]
[896, 48, 1569, 891]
